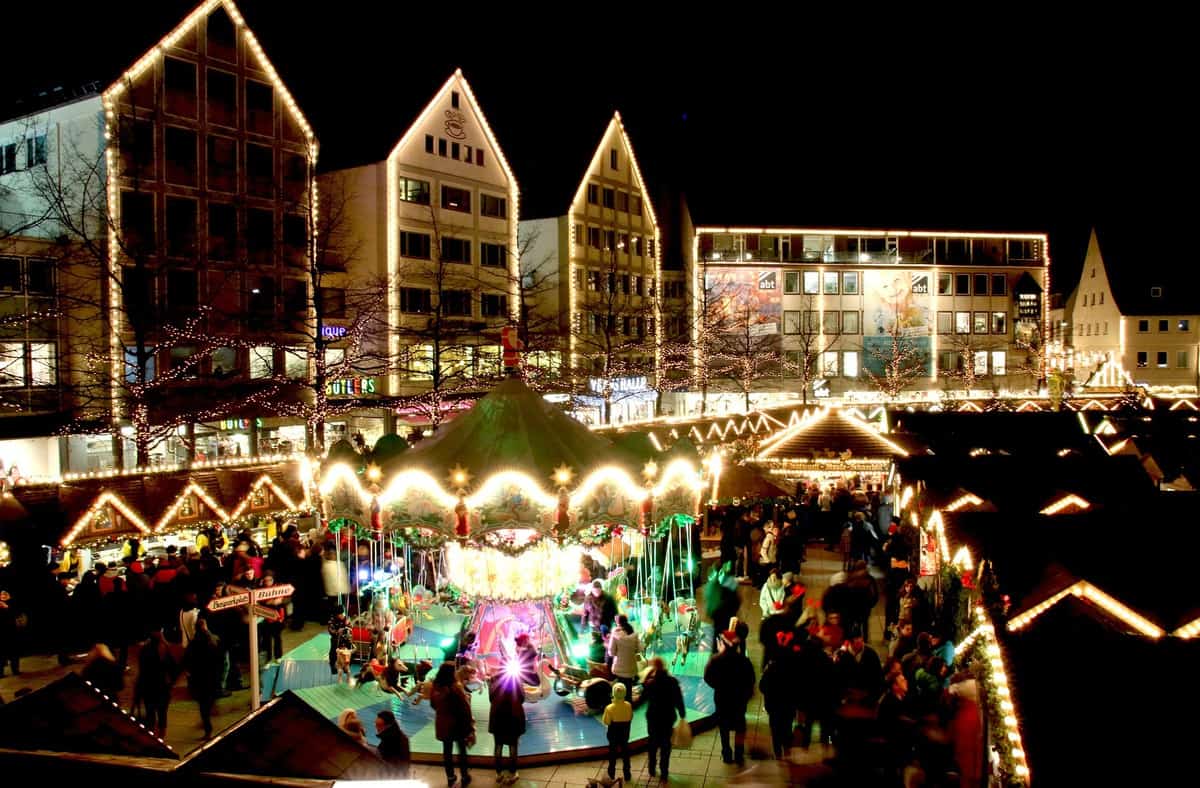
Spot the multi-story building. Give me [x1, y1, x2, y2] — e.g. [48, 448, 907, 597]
[0, 0, 318, 475]
[1065, 229, 1199, 391]
[519, 112, 661, 424]
[683, 227, 1049, 411]
[326, 70, 518, 432]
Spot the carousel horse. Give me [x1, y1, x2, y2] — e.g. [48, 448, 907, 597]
[522, 657, 555, 703]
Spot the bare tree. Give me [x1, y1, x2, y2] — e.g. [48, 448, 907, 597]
[495, 224, 562, 391]
[863, 299, 929, 399]
[658, 266, 732, 417]
[716, 297, 783, 413]
[786, 294, 843, 405]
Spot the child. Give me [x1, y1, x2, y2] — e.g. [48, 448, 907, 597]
[602, 681, 633, 783]
[333, 623, 354, 685]
[588, 630, 607, 664]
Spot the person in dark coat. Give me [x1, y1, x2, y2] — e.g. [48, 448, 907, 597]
[797, 631, 837, 748]
[760, 655, 797, 759]
[430, 662, 474, 786]
[582, 580, 618, 634]
[488, 670, 526, 782]
[375, 710, 412, 778]
[0, 589, 21, 676]
[642, 657, 687, 782]
[184, 616, 223, 738]
[133, 627, 176, 737]
[844, 560, 879, 642]
[835, 628, 883, 705]
[703, 636, 756, 765]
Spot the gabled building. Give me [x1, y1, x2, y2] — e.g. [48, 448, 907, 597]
[325, 70, 518, 430]
[520, 112, 661, 424]
[1066, 228, 1199, 391]
[0, 0, 318, 475]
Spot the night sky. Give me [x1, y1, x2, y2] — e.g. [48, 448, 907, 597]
[3, 2, 1187, 289]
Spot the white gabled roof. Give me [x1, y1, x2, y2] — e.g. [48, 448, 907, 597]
[570, 111, 659, 231]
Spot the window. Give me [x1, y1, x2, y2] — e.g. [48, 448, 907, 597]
[169, 346, 199, 378]
[1151, 287, 1162, 298]
[438, 138, 447, 157]
[118, 117, 154, 177]
[937, 311, 953, 334]
[1159, 319, 1169, 332]
[399, 232, 431, 259]
[615, 191, 629, 213]
[25, 258, 53, 295]
[480, 242, 506, 268]
[973, 351, 988, 377]
[441, 289, 471, 317]
[784, 271, 800, 294]
[823, 271, 839, 295]
[400, 287, 431, 313]
[1136, 351, 1148, 368]
[991, 351, 1006, 376]
[937, 273, 952, 296]
[804, 310, 820, 332]
[208, 346, 237, 379]
[1179, 351, 1190, 369]
[283, 214, 307, 266]
[437, 184, 472, 213]
[587, 270, 601, 291]
[245, 79, 273, 135]
[399, 177, 430, 205]
[476, 149, 484, 166]
[441, 237, 471, 264]
[207, 68, 236, 126]
[122, 346, 156, 384]
[604, 230, 615, 251]
[1098, 292, 1103, 304]
[1153, 351, 1168, 368]
[823, 311, 840, 334]
[587, 184, 599, 204]
[1137, 319, 1149, 332]
[974, 274, 988, 296]
[587, 227, 601, 249]
[783, 311, 801, 334]
[802, 271, 819, 294]
[620, 274, 631, 294]
[281, 347, 305, 378]
[1180, 319, 1191, 331]
[842, 350, 860, 379]
[425, 135, 434, 154]
[602, 188, 615, 209]
[973, 312, 989, 334]
[992, 311, 1007, 335]
[451, 142, 460, 160]
[842, 272, 860, 295]
[208, 203, 236, 260]
[250, 346, 273, 378]
[164, 57, 197, 117]
[573, 224, 584, 246]
[26, 135, 47, 167]
[836, 311, 857, 334]
[632, 196, 643, 216]
[120, 191, 155, 256]
[283, 279, 307, 318]
[165, 198, 197, 258]
[249, 276, 276, 315]
[0, 144, 14, 175]
[822, 351, 839, 377]
[610, 149, 618, 170]
[0, 344, 26, 387]
[481, 293, 508, 317]
[480, 193, 507, 219]
[955, 274, 970, 295]
[955, 312, 971, 334]
[246, 208, 274, 264]
[162, 127, 198, 186]
[632, 236, 644, 256]
[246, 143, 273, 198]
[319, 287, 346, 318]
[207, 135, 236, 192]
[0, 257, 18, 291]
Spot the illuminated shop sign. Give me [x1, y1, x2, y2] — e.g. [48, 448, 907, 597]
[326, 378, 377, 397]
[588, 376, 648, 394]
[218, 418, 264, 431]
[321, 325, 348, 339]
[1017, 292, 1040, 321]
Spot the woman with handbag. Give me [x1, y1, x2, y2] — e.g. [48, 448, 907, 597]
[430, 662, 475, 786]
[642, 657, 687, 785]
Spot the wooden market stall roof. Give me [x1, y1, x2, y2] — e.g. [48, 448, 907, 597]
[755, 407, 918, 463]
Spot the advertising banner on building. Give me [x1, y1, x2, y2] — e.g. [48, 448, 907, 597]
[862, 270, 932, 376]
[705, 266, 782, 335]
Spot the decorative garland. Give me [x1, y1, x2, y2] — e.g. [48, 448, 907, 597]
[575, 523, 617, 546]
[958, 617, 1030, 787]
[474, 529, 544, 556]
[396, 527, 447, 550]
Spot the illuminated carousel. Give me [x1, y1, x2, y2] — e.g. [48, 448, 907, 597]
[269, 377, 717, 763]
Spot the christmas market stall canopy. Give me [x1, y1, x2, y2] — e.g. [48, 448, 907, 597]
[7, 458, 311, 548]
[0, 672, 177, 759]
[753, 406, 920, 473]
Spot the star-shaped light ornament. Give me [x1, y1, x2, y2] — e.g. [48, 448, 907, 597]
[447, 464, 473, 491]
[642, 460, 659, 481]
[551, 464, 575, 488]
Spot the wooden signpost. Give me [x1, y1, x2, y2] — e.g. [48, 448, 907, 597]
[207, 583, 294, 710]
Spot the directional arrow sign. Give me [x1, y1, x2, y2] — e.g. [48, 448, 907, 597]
[252, 584, 294, 602]
[207, 592, 250, 612]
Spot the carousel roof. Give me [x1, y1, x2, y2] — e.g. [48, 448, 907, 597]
[402, 377, 634, 486]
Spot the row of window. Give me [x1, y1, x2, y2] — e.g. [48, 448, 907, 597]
[0, 342, 56, 387]
[577, 269, 657, 297]
[120, 267, 313, 319]
[574, 224, 655, 258]
[704, 234, 1040, 266]
[936, 311, 1008, 335]
[783, 310, 861, 335]
[1080, 291, 1105, 307]
[118, 118, 307, 198]
[1078, 322, 1108, 337]
[124, 345, 308, 384]
[938, 350, 1009, 377]
[398, 231, 508, 267]
[1136, 351, 1191, 369]
[119, 193, 307, 264]
[585, 184, 644, 216]
[581, 314, 657, 337]
[423, 134, 487, 169]
[160, 57, 277, 136]
[783, 270, 1008, 297]
[0, 135, 48, 175]
[774, 349, 1011, 379]
[0, 256, 55, 295]
[396, 343, 508, 381]
[398, 287, 508, 318]
[396, 179, 506, 219]
[1137, 318, 1190, 333]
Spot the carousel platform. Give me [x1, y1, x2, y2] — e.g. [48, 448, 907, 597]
[263, 605, 718, 764]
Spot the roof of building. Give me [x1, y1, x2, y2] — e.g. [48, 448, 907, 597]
[0, 673, 178, 759]
[1094, 226, 1200, 315]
